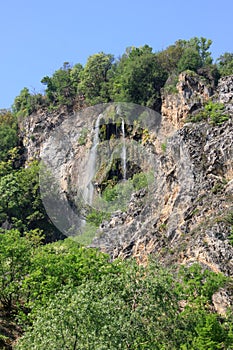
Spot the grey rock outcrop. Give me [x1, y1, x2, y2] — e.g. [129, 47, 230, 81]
[19, 106, 71, 161]
[217, 75, 233, 113]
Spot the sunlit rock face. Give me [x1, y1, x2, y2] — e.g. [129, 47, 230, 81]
[217, 75, 233, 112]
[19, 76, 233, 276]
[161, 72, 214, 132]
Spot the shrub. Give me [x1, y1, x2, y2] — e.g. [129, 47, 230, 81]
[217, 52, 233, 77]
[78, 127, 88, 145]
[187, 101, 229, 125]
[86, 208, 110, 227]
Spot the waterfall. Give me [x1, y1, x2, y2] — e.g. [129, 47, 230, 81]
[83, 114, 101, 205]
[121, 118, 127, 181]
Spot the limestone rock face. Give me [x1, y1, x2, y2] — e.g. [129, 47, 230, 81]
[19, 74, 233, 276]
[212, 288, 232, 316]
[161, 72, 213, 132]
[217, 75, 233, 112]
[19, 106, 71, 161]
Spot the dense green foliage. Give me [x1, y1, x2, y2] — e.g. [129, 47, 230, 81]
[0, 162, 63, 241]
[187, 101, 230, 125]
[0, 111, 18, 164]
[14, 254, 232, 349]
[13, 88, 44, 118]
[0, 229, 36, 310]
[0, 112, 65, 245]
[78, 52, 114, 105]
[109, 45, 168, 110]
[177, 37, 212, 73]
[217, 52, 233, 77]
[1, 227, 231, 349]
[0, 230, 114, 312]
[41, 62, 83, 107]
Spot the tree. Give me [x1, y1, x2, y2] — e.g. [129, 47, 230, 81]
[0, 229, 33, 310]
[217, 52, 233, 77]
[0, 162, 63, 241]
[0, 112, 18, 162]
[78, 52, 114, 105]
[176, 37, 213, 73]
[0, 231, 113, 316]
[21, 238, 113, 312]
[188, 37, 213, 66]
[41, 62, 83, 107]
[177, 47, 203, 72]
[191, 314, 230, 350]
[157, 37, 213, 76]
[16, 261, 180, 349]
[110, 45, 168, 110]
[13, 88, 44, 118]
[70, 63, 83, 94]
[157, 40, 185, 74]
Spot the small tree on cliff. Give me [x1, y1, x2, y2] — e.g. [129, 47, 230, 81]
[217, 52, 233, 77]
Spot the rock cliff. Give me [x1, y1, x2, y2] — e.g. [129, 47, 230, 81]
[92, 118, 233, 275]
[19, 75, 233, 276]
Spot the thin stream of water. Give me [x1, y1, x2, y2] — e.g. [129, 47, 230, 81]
[121, 118, 127, 181]
[83, 114, 101, 205]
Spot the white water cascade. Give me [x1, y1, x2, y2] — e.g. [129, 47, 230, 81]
[83, 114, 101, 205]
[121, 118, 127, 181]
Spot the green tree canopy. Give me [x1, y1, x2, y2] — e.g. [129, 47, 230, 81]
[157, 40, 186, 74]
[110, 45, 168, 110]
[0, 229, 40, 310]
[16, 261, 232, 350]
[41, 62, 83, 107]
[177, 47, 203, 72]
[157, 37, 213, 75]
[78, 52, 114, 105]
[10, 37, 216, 115]
[217, 52, 233, 77]
[188, 37, 213, 66]
[0, 162, 63, 241]
[0, 111, 18, 162]
[13, 87, 44, 118]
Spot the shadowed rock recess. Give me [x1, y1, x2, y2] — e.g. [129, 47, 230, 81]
[20, 74, 233, 275]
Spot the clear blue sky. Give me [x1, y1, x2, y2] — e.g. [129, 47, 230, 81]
[1, 0, 233, 109]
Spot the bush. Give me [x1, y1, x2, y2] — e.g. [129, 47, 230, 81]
[100, 171, 151, 212]
[187, 101, 229, 125]
[86, 208, 110, 227]
[78, 127, 88, 145]
[217, 52, 233, 77]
